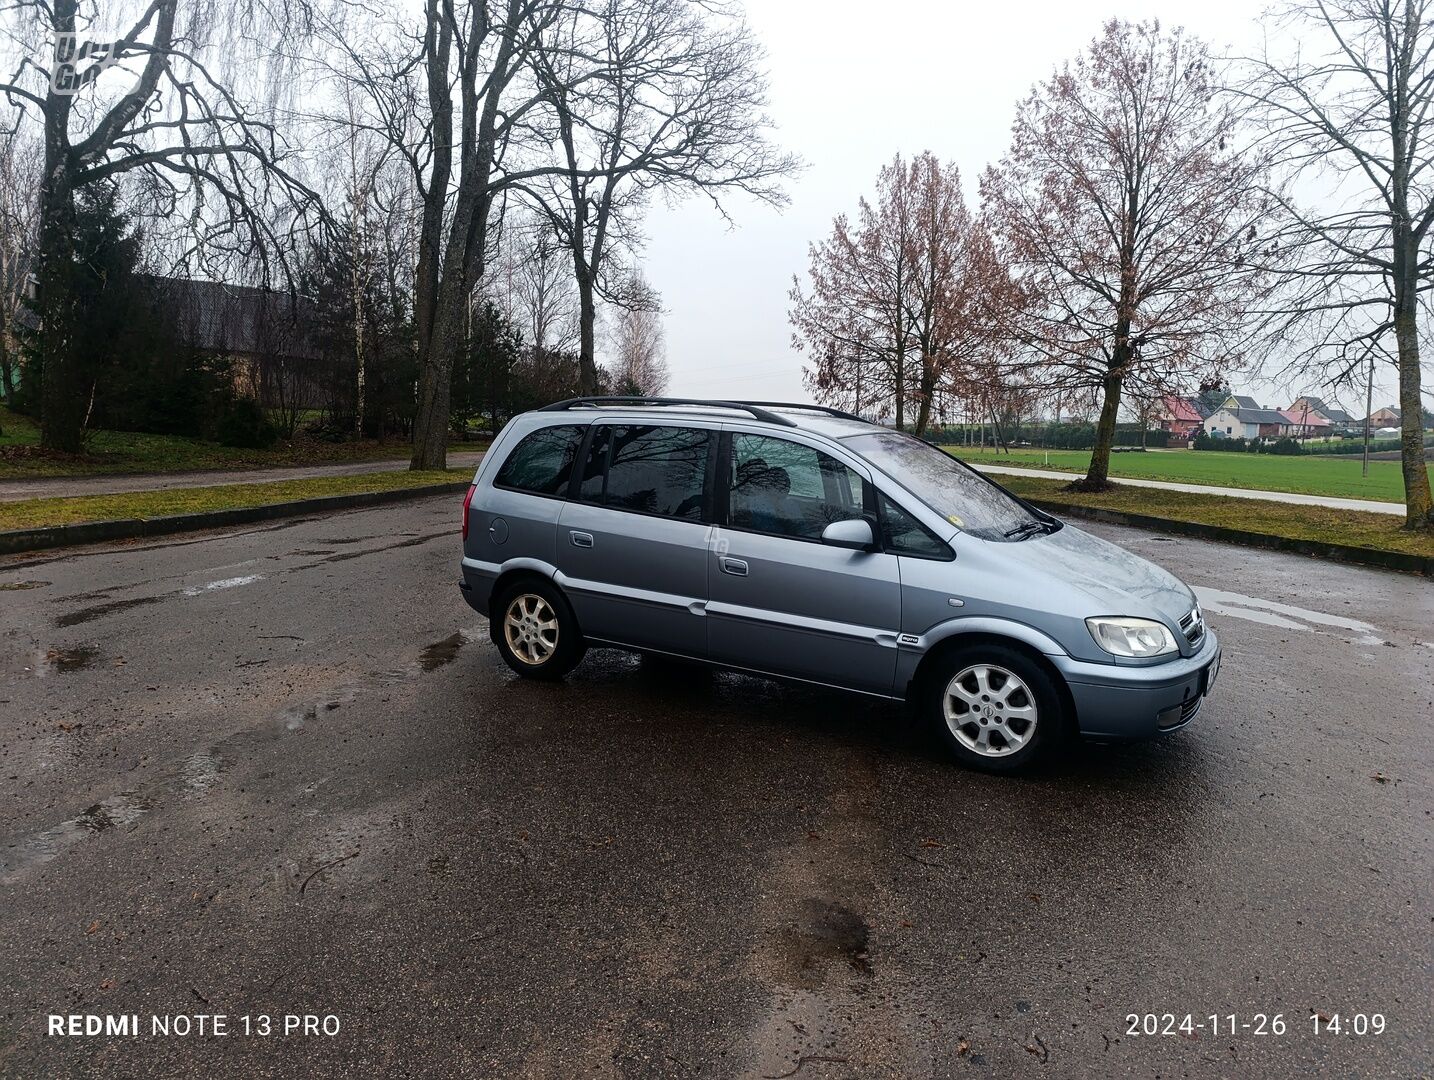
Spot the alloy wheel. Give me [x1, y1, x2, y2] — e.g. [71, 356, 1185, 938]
[503, 593, 559, 666]
[942, 663, 1038, 757]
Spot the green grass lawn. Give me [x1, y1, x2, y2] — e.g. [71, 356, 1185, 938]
[0, 469, 465, 531]
[944, 445, 1429, 503]
[0, 406, 488, 479]
[998, 475, 1434, 560]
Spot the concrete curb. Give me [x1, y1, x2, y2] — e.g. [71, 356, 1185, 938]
[1028, 498, 1434, 578]
[0, 481, 469, 556]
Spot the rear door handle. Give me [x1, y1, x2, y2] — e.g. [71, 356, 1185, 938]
[570, 531, 594, 548]
[719, 557, 748, 576]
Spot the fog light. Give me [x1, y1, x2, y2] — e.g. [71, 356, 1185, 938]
[1156, 704, 1183, 729]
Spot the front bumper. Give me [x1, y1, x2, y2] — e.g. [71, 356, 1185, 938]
[1051, 629, 1221, 740]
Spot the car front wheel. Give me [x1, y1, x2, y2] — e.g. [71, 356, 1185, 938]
[922, 644, 1064, 773]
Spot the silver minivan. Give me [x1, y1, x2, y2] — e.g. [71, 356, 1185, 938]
[459, 398, 1220, 773]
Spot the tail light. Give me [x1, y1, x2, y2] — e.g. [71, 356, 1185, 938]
[461, 484, 476, 541]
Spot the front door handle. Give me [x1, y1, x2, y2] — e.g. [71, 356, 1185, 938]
[570, 531, 594, 548]
[719, 557, 748, 577]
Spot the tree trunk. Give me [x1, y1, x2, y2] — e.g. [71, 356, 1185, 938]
[1074, 355, 1125, 491]
[912, 355, 935, 436]
[410, 275, 466, 470]
[577, 268, 598, 394]
[1393, 302, 1432, 528]
[1390, 67, 1433, 530]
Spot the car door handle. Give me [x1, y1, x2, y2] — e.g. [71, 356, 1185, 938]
[570, 531, 594, 548]
[719, 557, 748, 576]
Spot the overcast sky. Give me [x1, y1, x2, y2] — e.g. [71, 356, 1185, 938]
[638, 0, 1405, 418]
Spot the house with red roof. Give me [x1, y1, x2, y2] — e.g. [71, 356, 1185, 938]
[1155, 395, 1205, 438]
[1279, 407, 1331, 439]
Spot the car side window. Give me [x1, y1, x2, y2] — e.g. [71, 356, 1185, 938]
[878, 493, 950, 559]
[493, 425, 585, 496]
[581, 425, 709, 520]
[728, 433, 866, 540]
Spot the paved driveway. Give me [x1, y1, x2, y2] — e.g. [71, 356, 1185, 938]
[1, 500, 1429, 1077]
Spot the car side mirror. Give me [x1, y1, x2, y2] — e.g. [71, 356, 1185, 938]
[821, 517, 876, 551]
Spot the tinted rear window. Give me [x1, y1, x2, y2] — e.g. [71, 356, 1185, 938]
[494, 425, 585, 496]
[589, 425, 709, 519]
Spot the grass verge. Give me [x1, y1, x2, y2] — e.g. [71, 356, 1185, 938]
[998, 475, 1434, 560]
[0, 469, 465, 532]
[945, 445, 1428, 503]
[0, 406, 487, 479]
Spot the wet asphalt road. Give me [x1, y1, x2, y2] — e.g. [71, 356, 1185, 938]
[1, 497, 1430, 1078]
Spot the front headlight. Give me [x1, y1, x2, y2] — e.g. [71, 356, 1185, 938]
[1086, 616, 1178, 658]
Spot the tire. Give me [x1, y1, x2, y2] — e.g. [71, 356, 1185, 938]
[921, 643, 1064, 774]
[491, 578, 586, 680]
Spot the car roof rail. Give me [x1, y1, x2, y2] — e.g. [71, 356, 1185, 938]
[538, 396, 797, 427]
[732, 400, 868, 423]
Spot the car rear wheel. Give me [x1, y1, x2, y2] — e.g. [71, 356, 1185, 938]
[492, 579, 586, 680]
[922, 644, 1063, 773]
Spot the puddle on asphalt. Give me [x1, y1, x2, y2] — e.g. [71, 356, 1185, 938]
[420, 632, 469, 671]
[43, 645, 99, 674]
[1193, 586, 1389, 645]
[0, 580, 50, 591]
[1, 792, 154, 883]
[777, 899, 873, 983]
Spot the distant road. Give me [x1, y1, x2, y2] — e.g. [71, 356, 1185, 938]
[0, 450, 489, 504]
[972, 462, 1405, 516]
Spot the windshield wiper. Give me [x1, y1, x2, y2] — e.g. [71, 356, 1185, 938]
[1002, 519, 1052, 541]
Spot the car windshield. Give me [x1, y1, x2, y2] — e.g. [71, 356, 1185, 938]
[844, 431, 1048, 542]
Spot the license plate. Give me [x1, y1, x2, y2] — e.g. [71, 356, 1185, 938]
[1203, 653, 1220, 694]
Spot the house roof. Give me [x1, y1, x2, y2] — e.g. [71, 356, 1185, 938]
[1239, 407, 1293, 426]
[1162, 395, 1204, 423]
[1213, 405, 1290, 426]
[1369, 406, 1401, 419]
[1280, 408, 1329, 427]
[1291, 394, 1354, 424]
[1227, 394, 1260, 411]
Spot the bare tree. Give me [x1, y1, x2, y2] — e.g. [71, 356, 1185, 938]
[1237, 0, 1434, 529]
[791, 152, 1007, 435]
[523, 0, 796, 396]
[981, 20, 1275, 489]
[1, 0, 320, 451]
[608, 270, 667, 394]
[491, 215, 579, 353]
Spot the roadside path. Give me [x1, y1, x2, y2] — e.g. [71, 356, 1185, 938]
[0, 450, 488, 503]
[972, 462, 1404, 516]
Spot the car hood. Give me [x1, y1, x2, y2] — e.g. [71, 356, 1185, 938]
[985, 521, 1196, 625]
